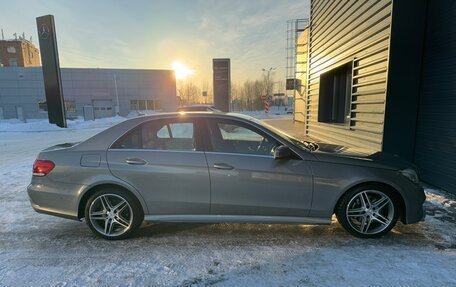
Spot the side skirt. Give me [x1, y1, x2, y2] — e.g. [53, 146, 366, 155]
[144, 214, 331, 225]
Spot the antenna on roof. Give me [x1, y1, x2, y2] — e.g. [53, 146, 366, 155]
[1, 29, 4, 40]
[13, 32, 17, 40]
[22, 32, 25, 40]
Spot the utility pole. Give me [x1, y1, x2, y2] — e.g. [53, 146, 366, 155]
[113, 75, 120, 115]
[262, 67, 276, 98]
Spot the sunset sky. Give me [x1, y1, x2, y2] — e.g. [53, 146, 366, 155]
[2, 0, 309, 85]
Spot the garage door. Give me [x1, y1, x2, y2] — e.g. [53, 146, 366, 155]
[414, 1, 456, 193]
[92, 100, 114, 119]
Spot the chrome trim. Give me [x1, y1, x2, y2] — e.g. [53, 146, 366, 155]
[205, 151, 274, 159]
[144, 214, 331, 224]
[108, 149, 204, 154]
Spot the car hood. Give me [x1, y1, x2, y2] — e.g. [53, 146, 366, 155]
[311, 143, 414, 170]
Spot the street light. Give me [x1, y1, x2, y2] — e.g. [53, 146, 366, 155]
[262, 67, 276, 100]
[113, 74, 120, 115]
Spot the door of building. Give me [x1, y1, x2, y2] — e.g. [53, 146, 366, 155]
[92, 100, 114, 119]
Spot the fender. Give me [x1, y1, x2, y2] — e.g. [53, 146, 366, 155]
[77, 175, 150, 215]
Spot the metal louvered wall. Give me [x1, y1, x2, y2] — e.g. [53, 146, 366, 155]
[303, 0, 393, 151]
[414, 1, 456, 192]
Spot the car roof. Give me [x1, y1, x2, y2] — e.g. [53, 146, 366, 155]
[134, 111, 258, 122]
[177, 104, 215, 108]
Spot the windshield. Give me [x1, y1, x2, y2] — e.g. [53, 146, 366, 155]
[250, 117, 319, 152]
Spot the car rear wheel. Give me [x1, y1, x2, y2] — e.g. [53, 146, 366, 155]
[84, 188, 143, 240]
[336, 185, 399, 238]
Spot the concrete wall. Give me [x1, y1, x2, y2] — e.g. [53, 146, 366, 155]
[0, 67, 177, 120]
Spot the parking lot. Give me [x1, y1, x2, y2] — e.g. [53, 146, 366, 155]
[0, 119, 455, 286]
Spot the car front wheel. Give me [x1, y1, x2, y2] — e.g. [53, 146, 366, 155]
[336, 186, 399, 238]
[84, 188, 143, 240]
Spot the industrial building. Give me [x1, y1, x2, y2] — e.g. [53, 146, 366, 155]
[0, 67, 177, 120]
[0, 37, 40, 67]
[292, 0, 456, 193]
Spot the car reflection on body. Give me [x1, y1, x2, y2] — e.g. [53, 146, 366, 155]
[28, 112, 425, 240]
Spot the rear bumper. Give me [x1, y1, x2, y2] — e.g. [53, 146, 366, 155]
[30, 202, 79, 220]
[27, 180, 84, 220]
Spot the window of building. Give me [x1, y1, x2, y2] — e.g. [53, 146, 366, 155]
[318, 63, 352, 124]
[154, 100, 161, 110]
[130, 100, 138, 111]
[38, 100, 76, 113]
[8, 58, 18, 67]
[138, 100, 146, 110]
[146, 100, 155, 110]
[7, 46, 16, 53]
[130, 99, 159, 111]
[65, 100, 76, 113]
[38, 101, 48, 112]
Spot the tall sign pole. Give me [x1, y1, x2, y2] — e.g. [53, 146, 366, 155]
[213, 59, 231, 112]
[36, 15, 67, 128]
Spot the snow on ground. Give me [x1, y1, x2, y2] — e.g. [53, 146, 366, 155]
[0, 115, 455, 287]
[0, 116, 127, 132]
[232, 109, 293, 120]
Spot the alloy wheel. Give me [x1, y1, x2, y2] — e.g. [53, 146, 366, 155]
[345, 190, 394, 235]
[88, 194, 133, 237]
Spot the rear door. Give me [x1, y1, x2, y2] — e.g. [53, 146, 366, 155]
[107, 118, 210, 214]
[203, 118, 313, 217]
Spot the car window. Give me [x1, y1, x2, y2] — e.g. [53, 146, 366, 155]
[111, 127, 142, 149]
[157, 125, 170, 138]
[112, 120, 195, 151]
[169, 123, 193, 138]
[208, 120, 277, 156]
[142, 121, 195, 151]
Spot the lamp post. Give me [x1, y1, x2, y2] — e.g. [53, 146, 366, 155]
[113, 74, 120, 115]
[262, 67, 276, 99]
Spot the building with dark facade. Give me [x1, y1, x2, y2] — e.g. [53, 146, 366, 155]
[0, 38, 40, 67]
[0, 67, 177, 120]
[293, 0, 456, 193]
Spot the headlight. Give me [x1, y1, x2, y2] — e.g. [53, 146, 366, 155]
[400, 169, 419, 183]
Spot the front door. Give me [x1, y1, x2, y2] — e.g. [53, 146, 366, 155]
[203, 119, 313, 217]
[107, 118, 210, 214]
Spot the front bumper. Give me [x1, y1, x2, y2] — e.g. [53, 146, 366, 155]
[402, 185, 426, 224]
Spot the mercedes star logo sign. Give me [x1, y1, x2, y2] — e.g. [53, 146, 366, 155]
[39, 24, 50, 40]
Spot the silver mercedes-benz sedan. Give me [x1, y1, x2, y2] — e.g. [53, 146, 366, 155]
[28, 112, 425, 240]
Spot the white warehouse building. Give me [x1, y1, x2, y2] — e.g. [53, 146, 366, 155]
[0, 67, 178, 120]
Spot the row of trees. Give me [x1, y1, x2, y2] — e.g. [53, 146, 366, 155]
[176, 73, 288, 110]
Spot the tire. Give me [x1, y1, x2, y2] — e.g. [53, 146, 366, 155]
[84, 188, 144, 240]
[335, 185, 400, 238]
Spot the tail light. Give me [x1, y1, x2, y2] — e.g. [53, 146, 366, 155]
[33, 160, 55, 177]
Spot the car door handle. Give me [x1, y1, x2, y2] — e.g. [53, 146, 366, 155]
[125, 158, 147, 165]
[213, 163, 234, 170]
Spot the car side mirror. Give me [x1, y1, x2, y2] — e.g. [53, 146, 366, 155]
[274, 145, 291, 160]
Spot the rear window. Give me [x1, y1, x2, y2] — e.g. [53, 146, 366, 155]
[111, 120, 195, 151]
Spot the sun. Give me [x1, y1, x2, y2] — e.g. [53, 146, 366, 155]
[172, 61, 194, 80]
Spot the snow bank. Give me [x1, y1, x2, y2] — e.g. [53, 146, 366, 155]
[0, 116, 127, 132]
